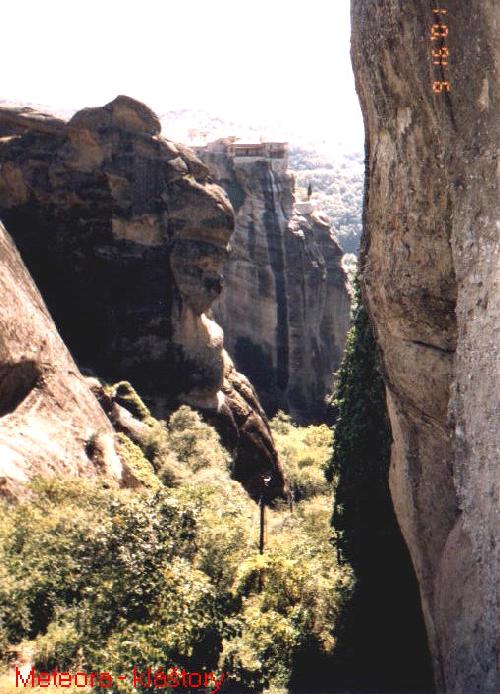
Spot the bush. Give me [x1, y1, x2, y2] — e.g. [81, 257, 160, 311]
[117, 433, 162, 489]
[156, 449, 189, 487]
[112, 381, 154, 424]
[110, 385, 230, 486]
[141, 420, 171, 471]
[325, 280, 392, 565]
[33, 619, 81, 671]
[324, 278, 433, 691]
[166, 406, 230, 473]
[223, 502, 353, 690]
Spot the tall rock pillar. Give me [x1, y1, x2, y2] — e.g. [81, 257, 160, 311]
[351, 2, 499, 691]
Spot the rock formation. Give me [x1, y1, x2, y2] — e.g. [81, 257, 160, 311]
[195, 139, 351, 423]
[351, 2, 499, 692]
[0, 221, 123, 497]
[0, 96, 286, 502]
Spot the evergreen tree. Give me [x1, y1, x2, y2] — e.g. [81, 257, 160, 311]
[326, 278, 392, 566]
[324, 278, 434, 694]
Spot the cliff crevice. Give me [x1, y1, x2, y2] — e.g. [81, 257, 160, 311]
[0, 220, 123, 497]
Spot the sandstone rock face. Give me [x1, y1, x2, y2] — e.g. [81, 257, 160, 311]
[351, 2, 499, 692]
[0, 97, 286, 501]
[196, 140, 351, 423]
[0, 221, 122, 497]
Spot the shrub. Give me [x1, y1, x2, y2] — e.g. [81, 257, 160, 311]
[117, 432, 162, 490]
[141, 420, 171, 471]
[166, 406, 229, 473]
[156, 449, 189, 487]
[107, 380, 231, 485]
[223, 509, 353, 690]
[325, 279, 392, 566]
[185, 480, 256, 593]
[33, 619, 81, 671]
[112, 381, 154, 424]
[324, 277, 433, 691]
[109, 381, 171, 470]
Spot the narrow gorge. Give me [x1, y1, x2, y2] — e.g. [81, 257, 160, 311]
[0, 1, 498, 693]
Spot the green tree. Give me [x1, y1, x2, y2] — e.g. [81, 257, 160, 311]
[324, 278, 433, 693]
[326, 279, 392, 566]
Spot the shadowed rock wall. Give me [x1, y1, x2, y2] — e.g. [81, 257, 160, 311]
[0, 221, 122, 497]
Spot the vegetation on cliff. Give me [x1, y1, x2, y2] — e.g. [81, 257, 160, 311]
[0, 400, 353, 693]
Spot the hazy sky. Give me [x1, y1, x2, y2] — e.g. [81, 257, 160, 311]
[3, 0, 363, 149]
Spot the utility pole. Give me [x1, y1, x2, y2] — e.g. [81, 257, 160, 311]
[258, 474, 272, 555]
[259, 493, 265, 555]
[259, 494, 266, 554]
[258, 474, 271, 593]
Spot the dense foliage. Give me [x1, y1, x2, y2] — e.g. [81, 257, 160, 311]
[325, 280, 433, 693]
[270, 412, 332, 502]
[0, 403, 353, 694]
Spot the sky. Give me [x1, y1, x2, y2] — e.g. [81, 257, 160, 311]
[2, 0, 364, 151]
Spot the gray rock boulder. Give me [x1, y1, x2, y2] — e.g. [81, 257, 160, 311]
[0, 96, 287, 501]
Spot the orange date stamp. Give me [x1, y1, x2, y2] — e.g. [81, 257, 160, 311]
[431, 8, 451, 93]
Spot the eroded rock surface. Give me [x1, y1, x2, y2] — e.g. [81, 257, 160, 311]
[0, 96, 286, 501]
[0, 221, 122, 497]
[196, 139, 350, 422]
[351, 2, 499, 691]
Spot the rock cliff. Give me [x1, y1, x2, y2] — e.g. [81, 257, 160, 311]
[0, 221, 123, 497]
[195, 139, 351, 423]
[0, 96, 286, 502]
[351, 2, 499, 692]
